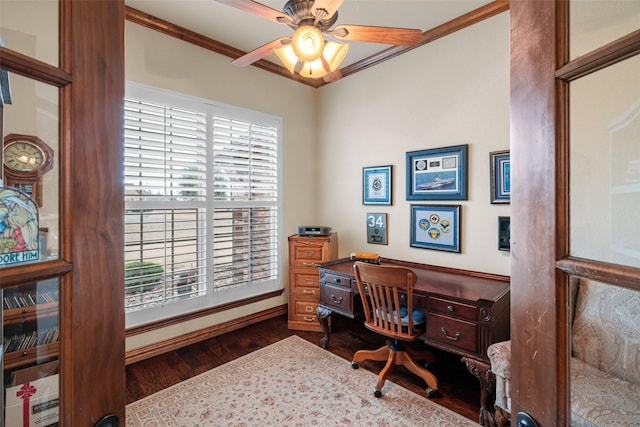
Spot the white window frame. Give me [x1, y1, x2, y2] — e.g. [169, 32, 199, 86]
[124, 82, 283, 328]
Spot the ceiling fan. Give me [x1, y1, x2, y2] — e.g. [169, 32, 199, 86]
[215, 0, 423, 81]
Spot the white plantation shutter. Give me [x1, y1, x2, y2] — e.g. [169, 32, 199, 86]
[124, 83, 282, 326]
[124, 100, 207, 201]
[212, 117, 279, 290]
[212, 117, 279, 202]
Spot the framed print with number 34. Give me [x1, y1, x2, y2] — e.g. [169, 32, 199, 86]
[363, 165, 392, 205]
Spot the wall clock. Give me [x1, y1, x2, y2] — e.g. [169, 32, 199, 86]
[3, 133, 54, 207]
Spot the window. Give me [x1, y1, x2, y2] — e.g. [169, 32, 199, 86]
[124, 83, 282, 327]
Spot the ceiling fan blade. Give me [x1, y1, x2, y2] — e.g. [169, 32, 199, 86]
[312, 0, 344, 21]
[215, 0, 293, 25]
[231, 37, 291, 67]
[330, 24, 422, 46]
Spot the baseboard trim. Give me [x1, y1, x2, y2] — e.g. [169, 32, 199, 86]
[125, 304, 288, 365]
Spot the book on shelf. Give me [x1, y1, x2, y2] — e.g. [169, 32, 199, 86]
[3, 326, 60, 354]
[2, 289, 59, 310]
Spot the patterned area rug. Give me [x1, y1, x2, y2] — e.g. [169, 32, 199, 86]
[126, 335, 478, 426]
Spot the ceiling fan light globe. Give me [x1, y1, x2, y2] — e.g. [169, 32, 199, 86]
[322, 42, 349, 72]
[298, 58, 328, 79]
[274, 44, 298, 74]
[291, 25, 324, 62]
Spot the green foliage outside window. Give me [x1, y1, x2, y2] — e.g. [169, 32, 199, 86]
[125, 261, 164, 293]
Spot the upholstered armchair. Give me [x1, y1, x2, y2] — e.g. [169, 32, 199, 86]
[486, 278, 640, 427]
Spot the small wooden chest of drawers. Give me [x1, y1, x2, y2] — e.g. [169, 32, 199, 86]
[288, 233, 338, 331]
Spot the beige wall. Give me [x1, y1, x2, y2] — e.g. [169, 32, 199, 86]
[570, 55, 640, 268]
[128, 12, 510, 350]
[125, 22, 318, 350]
[125, 13, 510, 349]
[1, 10, 511, 351]
[316, 12, 510, 275]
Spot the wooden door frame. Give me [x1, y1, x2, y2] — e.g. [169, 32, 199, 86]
[511, 1, 640, 425]
[0, 0, 125, 424]
[61, 0, 126, 424]
[510, 1, 570, 425]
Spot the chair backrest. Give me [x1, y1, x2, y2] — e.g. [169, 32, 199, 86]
[353, 261, 422, 341]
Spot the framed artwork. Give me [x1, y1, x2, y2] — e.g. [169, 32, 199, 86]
[363, 165, 392, 205]
[366, 212, 388, 245]
[490, 150, 510, 204]
[406, 144, 468, 200]
[410, 204, 460, 253]
[498, 216, 510, 251]
[0, 186, 40, 266]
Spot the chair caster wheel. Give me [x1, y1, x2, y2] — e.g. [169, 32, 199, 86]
[373, 389, 382, 398]
[351, 361, 359, 369]
[426, 387, 440, 398]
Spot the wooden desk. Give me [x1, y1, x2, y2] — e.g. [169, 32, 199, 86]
[315, 257, 510, 363]
[316, 257, 509, 422]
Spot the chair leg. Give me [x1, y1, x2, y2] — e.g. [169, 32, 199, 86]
[352, 345, 390, 364]
[375, 348, 398, 394]
[352, 343, 439, 398]
[399, 351, 439, 392]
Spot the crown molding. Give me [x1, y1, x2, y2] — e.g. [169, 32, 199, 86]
[125, 0, 509, 88]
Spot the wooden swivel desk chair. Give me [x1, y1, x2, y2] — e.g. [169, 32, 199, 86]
[351, 261, 439, 398]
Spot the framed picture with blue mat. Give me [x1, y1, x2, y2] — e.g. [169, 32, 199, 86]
[406, 145, 468, 201]
[410, 204, 460, 253]
[363, 165, 392, 205]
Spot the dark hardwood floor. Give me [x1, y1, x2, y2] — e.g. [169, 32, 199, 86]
[126, 314, 481, 423]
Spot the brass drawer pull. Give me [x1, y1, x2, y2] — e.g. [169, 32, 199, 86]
[302, 262, 316, 267]
[440, 327, 461, 341]
[303, 289, 316, 295]
[303, 316, 316, 322]
[331, 294, 344, 304]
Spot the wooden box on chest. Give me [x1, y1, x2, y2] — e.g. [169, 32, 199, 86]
[288, 233, 338, 331]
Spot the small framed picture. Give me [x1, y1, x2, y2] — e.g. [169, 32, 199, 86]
[410, 204, 461, 253]
[490, 150, 510, 204]
[498, 216, 510, 251]
[363, 165, 392, 205]
[406, 145, 468, 201]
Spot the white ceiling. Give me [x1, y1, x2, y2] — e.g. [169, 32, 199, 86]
[125, 0, 494, 70]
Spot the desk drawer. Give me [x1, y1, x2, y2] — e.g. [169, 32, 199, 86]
[320, 283, 353, 313]
[427, 313, 477, 353]
[320, 271, 352, 288]
[399, 292, 427, 309]
[429, 296, 477, 321]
